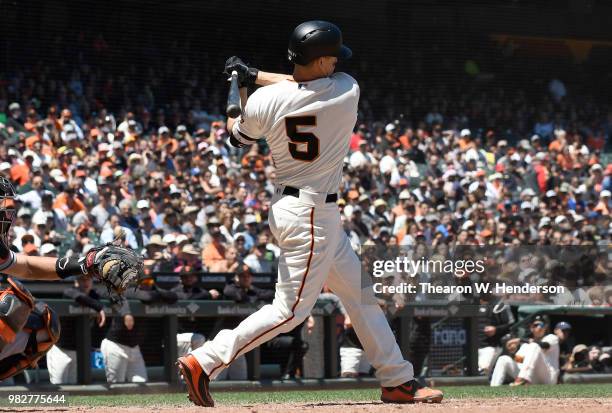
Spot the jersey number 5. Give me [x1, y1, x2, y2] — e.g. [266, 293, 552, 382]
[285, 116, 319, 162]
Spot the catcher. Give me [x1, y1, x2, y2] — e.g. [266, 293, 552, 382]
[0, 176, 142, 381]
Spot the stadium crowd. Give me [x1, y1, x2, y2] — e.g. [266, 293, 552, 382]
[1, 62, 610, 299]
[1, 39, 611, 385]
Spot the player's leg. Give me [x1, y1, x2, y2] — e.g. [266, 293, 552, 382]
[46, 345, 71, 384]
[340, 346, 362, 377]
[190, 197, 338, 379]
[516, 342, 553, 384]
[177, 333, 194, 357]
[490, 355, 519, 386]
[478, 346, 497, 372]
[100, 338, 128, 383]
[326, 231, 442, 402]
[326, 232, 413, 386]
[126, 345, 148, 383]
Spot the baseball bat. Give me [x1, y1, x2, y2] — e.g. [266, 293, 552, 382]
[226, 71, 242, 118]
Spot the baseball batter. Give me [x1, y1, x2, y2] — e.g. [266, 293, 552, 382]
[177, 20, 443, 406]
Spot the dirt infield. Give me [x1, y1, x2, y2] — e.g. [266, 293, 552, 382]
[5, 398, 612, 413]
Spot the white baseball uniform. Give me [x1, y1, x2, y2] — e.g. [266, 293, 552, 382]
[46, 345, 77, 384]
[100, 338, 147, 383]
[490, 334, 560, 386]
[191, 72, 414, 386]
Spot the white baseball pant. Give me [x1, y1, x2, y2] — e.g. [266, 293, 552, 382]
[100, 338, 147, 383]
[177, 333, 206, 357]
[478, 346, 497, 372]
[46, 345, 77, 384]
[490, 342, 558, 386]
[340, 346, 371, 375]
[191, 189, 414, 386]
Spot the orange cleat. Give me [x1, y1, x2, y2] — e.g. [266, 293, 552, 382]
[381, 379, 444, 404]
[177, 355, 214, 407]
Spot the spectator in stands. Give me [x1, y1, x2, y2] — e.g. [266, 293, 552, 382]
[100, 302, 147, 383]
[175, 243, 203, 272]
[208, 246, 240, 273]
[38, 192, 67, 231]
[244, 234, 275, 273]
[17, 175, 46, 210]
[201, 218, 226, 269]
[562, 343, 610, 375]
[181, 205, 202, 240]
[145, 234, 169, 263]
[40, 243, 58, 257]
[234, 215, 259, 252]
[223, 265, 274, 304]
[47, 277, 106, 384]
[100, 215, 138, 249]
[561, 344, 593, 373]
[118, 199, 141, 245]
[52, 186, 85, 218]
[6, 102, 25, 132]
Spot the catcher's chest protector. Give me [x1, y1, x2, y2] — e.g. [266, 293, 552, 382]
[0, 278, 35, 350]
[0, 279, 60, 381]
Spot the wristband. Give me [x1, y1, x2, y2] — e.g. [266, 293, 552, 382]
[55, 255, 88, 279]
[0, 251, 15, 272]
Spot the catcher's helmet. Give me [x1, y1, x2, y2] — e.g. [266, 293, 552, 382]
[288, 20, 352, 65]
[0, 177, 16, 247]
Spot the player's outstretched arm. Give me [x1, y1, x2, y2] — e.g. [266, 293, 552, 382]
[0, 242, 143, 299]
[2, 253, 64, 280]
[0, 241, 93, 281]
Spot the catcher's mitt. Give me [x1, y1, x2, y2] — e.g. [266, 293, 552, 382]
[85, 244, 143, 300]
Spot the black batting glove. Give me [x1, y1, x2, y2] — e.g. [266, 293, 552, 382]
[224, 56, 259, 88]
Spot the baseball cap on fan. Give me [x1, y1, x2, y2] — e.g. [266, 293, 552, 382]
[40, 243, 57, 255]
[554, 321, 572, 331]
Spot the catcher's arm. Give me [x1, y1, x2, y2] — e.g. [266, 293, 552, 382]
[0, 239, 97, 281]
[1, 254, 65, 280]
[0, 242, 142, 299]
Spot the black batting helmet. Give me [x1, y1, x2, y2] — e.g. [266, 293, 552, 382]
[288, 20, 352, 66]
